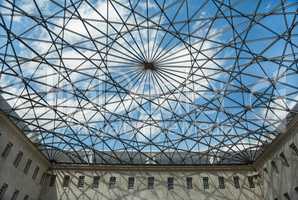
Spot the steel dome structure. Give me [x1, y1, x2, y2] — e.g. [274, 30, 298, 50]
[0, 0, 297, 165]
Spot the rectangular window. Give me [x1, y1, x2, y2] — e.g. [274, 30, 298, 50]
[13, 151, 23, 168]
[109, 177, 116, 189]
[248, 176, 255, 188]
[167, 177, 174, 190]
[32, 166, 39, 180]
[289, 143, 298, 155]
[63, 175, 70, 187]
[186, 177, 192, 189]
[202, 177, 209, 190]
[78, 176, 85, 188]
[93, 176, 100, 188]
[1, 142, 13, 158]
[0, 183, 8, 200]
[23, 159, 32, 174]
[148, 177, 154, 190]
[233, 176, 240, 189]
[218, 176, 225, 189]
[128, 177, 135, 189]
[11, 190, 19, 200]
[49, 175, 56, 187]
[280, 152, 289, 167]
[271, 160, 279, 173]
[284, 192, 290, 199]
[40, 173, 47, 185]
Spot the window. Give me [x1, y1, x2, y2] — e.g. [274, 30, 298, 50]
[40, 173, 47, 185]
[148, 177, 154, 190]
[109, 177, 116, 189]
[289, 143, 298, 156]
[284, 193, 290, 200]
[279, 152, 289, 167]
[1, 142, 13, 158]
[23, 159, 32, 174]
[218, 176, 225, 189]
[13, 151, 23, 168]
[32, 166, 39, 180]
[202, 177, 209, 190]
[63, 175, 70, 187]
[23, 195, 29, 200]
[0, 183, 8, 200]
[233, 176, 240, 189]
[248, 176, 255, 188]
[11, 190, 19, 200]
[186, 177, 192, 189]
[127, 177, 135, 189]
[49, 175, 56, 187]
[167, 177, 174, 190]
[93, 176, 100, 188]
[271, 160, 279, 173]
[78, 176, 85, 188]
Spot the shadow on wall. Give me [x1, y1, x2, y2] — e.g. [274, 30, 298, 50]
[40, 174, 58, 200]
[40, 170, 263, 200]
[263, 142, 298, 200]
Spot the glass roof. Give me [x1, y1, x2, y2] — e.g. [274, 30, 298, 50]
[0, 0, 297, 165]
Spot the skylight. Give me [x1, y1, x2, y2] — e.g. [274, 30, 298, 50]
[0, 0, 297, 165]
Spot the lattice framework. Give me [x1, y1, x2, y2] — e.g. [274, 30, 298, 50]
[0, 0, 297, 165]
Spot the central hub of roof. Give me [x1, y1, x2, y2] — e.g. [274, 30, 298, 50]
[143, 62, 156, 71]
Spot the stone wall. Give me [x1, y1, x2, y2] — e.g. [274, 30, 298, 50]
[0, 114, 50, 200]
[41, 168, 263, 200]
[256, 117, 298, 200]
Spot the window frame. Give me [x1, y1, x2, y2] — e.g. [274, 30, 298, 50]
[0, 183, 8, 200]
[202, 177, 209, 190]
[40, 173, 47, 185]
[93, 176, 100, 188]
[218, 176, 225, 189]
[11, 189, 19, 200]
[248, 176, 255, 188]
[13, 151, 23, 168]
[32, 166, 39, 180]
[49, 175, 56, 187]
[23, 159, 32, 174]
[128, 177, 135, 189]
[1, 142, 13, 158]
[186, 177, 193, 190]
[78, 176, 85, 188]
[63, 175, 70, 188]
[233, 176, 240, 189]
[167, 177, 174, 190]
[109, 176, 116, 189]
[148, 176, 154, 190]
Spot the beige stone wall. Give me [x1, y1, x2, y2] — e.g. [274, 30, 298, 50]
[0, 114, 50, 200]
[41, 169, 263, 200]
[258, 121, 298, 200]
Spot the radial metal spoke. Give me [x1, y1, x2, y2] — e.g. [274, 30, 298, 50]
[0, 0, 297, 165]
